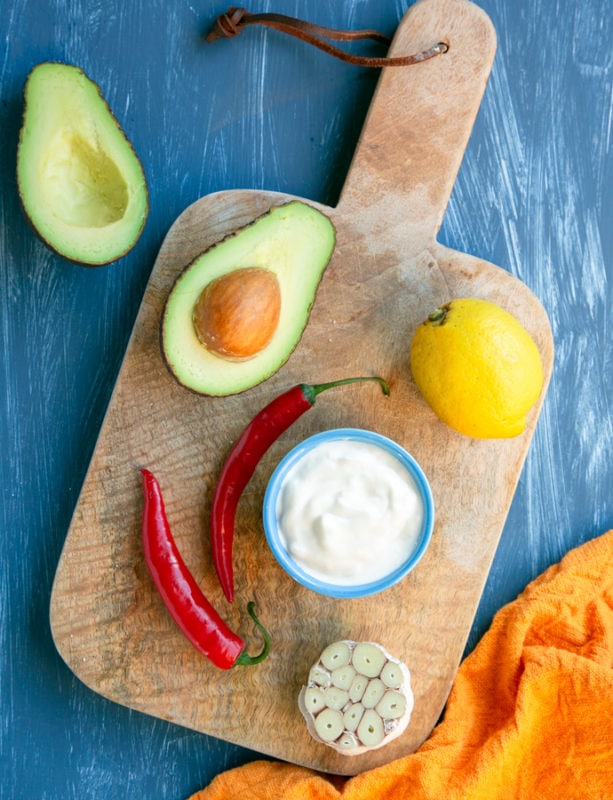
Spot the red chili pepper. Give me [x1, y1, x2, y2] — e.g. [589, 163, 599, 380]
[211, 376, 390, 602]
[141, 468, 269, 669]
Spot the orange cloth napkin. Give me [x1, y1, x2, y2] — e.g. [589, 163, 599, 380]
[189, 530, 613, 800]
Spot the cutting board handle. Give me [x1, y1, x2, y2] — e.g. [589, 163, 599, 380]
[338, 0, 497, 242]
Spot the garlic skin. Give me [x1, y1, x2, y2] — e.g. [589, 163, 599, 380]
[298, 640, 414, 756]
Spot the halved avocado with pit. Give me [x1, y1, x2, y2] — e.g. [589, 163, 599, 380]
[161, 201, 336, 396]
[17, 62, 148, 265]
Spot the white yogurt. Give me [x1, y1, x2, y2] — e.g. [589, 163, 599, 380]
[274, 439, 424, 585]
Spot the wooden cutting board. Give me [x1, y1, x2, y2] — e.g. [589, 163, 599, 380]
[50, 0, 553, 776]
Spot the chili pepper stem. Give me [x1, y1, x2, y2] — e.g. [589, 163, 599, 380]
[301, 376, 390, 405]
[234, 601, 271, 666]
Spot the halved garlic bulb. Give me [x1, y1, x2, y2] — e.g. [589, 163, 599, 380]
[298, 640, 414, 756]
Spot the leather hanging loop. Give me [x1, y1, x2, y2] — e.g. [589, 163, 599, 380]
[205, 8, 449, 67]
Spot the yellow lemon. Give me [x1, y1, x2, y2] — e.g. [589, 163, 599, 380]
[410, 298, 544, 439]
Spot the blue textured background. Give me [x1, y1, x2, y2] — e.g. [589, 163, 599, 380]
[1, 1, 611, 797]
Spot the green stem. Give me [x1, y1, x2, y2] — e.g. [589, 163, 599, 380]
[234, 601, 271, 666]
[301, 376, 390, 405]
[428, 304, 450, 325]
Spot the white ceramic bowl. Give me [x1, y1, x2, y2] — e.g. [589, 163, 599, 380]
[262, 428, 434, 598]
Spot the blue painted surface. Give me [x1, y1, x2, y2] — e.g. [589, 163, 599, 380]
[1, 1, 611, 797]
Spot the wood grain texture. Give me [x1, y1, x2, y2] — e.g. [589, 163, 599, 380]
[49, 0, 553, 776]
[1, 0, 611, 796]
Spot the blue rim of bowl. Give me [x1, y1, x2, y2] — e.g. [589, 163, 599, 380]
[262, 428, 435, 599]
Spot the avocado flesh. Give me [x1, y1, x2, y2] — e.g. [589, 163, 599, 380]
[162, 201, 336, 396]
[17, 62, 148, 265]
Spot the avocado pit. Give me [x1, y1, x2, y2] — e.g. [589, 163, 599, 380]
[193, 267, 281, 360]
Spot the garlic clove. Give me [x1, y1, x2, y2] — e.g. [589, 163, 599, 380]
[308, 665, 331, 687]
[376, 690, 407, 719]
[331, 664, 356, 690]
[314, 708, 344, 742]
[352, 642, 387, 677]
[348, 673, 368, 702]
[357, 709, 385, 748]
[343, 702, 365, 732]
[337, 732, 359, 751]
[319, 641, 352, 671]
[324, 686, 349, 711]
[303, 687, 326, 714]
[381, 660, 404, 688]
[361, 678, 386, 709]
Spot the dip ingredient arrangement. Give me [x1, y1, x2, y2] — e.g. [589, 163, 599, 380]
[49, 0, 554, 774]
[17, 62, 148, 266]
[138, 211, 543, 748]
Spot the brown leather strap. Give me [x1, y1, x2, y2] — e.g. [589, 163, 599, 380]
[205, 8, 449, 67]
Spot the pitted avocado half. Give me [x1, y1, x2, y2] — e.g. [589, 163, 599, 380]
[17, 62, 148, 265]
[161, 201, 336, 396]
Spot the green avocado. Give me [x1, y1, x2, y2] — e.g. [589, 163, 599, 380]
[161, 201, 336, 396]
[17, 62, 148, 265]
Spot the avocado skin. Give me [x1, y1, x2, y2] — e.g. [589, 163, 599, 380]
[17, 62, 149, 266]
[161, 201, 336, 397]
